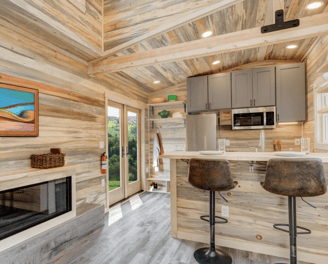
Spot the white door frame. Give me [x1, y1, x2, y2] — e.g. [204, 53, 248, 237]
[105, 93, 146, 209]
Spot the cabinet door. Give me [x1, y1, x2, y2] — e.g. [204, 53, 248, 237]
[276, 63, 306, 122]
[187, 76, 208, 112]
[208, 73, 231, 110]
[253, 67, 275, 107]
[232, 69, 253, 108]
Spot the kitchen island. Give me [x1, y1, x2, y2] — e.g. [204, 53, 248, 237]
[160, 152, 328, 263]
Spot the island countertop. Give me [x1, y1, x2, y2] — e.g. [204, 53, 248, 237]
[160, 151, 328, 163]
[163, 151, 328, 263]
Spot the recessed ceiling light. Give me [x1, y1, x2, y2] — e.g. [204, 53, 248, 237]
[306, 2, 323, 9]
[202, 31, 213, 38]
[286, 45, 298, 49]
[153, 81, 160, 84]
[212, 60, 221, 65]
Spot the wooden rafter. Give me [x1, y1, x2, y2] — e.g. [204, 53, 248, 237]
[91, 0, 245, 63]
[91, 12, 328, 74]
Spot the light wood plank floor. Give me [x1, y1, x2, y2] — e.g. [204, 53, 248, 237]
[53, 193, 310, 264]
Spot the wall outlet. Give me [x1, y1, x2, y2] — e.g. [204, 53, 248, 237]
[226, 140, 230, 146]
[99, 141, 105, 149]
[295, 139, 300, 146]
[101, 179, 105, 187]
[222, 206, 229, 217]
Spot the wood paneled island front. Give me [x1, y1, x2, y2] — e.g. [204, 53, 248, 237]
[160, 152, 328, 263]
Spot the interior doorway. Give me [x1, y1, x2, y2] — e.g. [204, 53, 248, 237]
[106, 100, 141, 206]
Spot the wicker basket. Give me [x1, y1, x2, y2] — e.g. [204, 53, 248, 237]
[31, 148, 65, 169]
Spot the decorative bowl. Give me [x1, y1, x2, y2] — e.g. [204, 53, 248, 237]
[151, 98, 165, 103]
[158, 110, 170, 118]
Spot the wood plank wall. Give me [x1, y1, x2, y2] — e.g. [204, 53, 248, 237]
[0, 21, 148, 210]
[305, 35, 328, 153]
[147, 61, 316, 184]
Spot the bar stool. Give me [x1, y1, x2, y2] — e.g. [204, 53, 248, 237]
[188, 159, 238, 264]
[261, 158, 327, 264]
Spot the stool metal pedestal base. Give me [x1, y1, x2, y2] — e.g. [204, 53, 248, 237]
[194, 248, 232, 264]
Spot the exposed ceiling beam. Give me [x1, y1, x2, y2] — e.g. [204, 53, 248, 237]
[90, 0, 244, 63]
[91, 12, 328, 74]
[257, 0, 285, 60]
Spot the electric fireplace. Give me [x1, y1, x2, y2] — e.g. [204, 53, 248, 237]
[0, 177, 72, 241]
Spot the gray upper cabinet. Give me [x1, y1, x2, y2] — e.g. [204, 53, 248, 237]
[232, 69, 253, 108]
[252, 67, 275, 107]
[276, 63, 306, 122]
[208, 73, 231, 110]
[187, 76, 208, 112]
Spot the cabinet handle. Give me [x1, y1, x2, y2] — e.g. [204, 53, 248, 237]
[208, 103, 211, 110]
[277, 114, 280, 122]
[253, 99, 255, 106]
[250, 99, 252, 107]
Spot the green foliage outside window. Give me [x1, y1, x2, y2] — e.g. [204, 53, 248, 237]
[108, 118, 138, 191]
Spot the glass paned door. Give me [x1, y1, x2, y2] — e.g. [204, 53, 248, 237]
[107, 101, 141, 206]
[107, 101, 124, 205]
[125, 107, 141, 197]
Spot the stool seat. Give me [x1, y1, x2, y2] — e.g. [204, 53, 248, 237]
[188, 159, 236, 264]
[189, 159, 237, 192]
[261, 158, 327, 264]
[262, 158, 327, 197]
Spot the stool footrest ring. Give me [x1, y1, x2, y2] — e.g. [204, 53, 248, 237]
[273, 223, 311, 235]
[200, 215, 228, 224]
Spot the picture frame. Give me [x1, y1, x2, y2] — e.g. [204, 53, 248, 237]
[0, 83, 39, 137]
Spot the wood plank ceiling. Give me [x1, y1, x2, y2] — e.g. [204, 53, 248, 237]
[0, 0, 103, 61]
[104, 0, 328, 92]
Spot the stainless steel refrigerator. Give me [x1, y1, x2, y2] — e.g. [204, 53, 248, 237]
[186, 113, 217, 151]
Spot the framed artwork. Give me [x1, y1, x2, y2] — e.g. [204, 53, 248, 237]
[0, 84, 39, 137]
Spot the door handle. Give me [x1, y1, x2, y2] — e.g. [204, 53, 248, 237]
[122, 146, 125, 158]
[126, 146, 129, 156]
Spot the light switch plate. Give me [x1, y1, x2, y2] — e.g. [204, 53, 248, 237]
[99, 141, 105, 149]
[222, 206, 229, 217]
[295, 139, 300, 146]
[101, 179, 105, 187]
[226, 140, 230, 146]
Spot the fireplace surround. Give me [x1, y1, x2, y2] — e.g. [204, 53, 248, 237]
[0, 166, 76, 252]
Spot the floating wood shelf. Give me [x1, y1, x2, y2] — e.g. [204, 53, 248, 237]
[147, 101, 186, 107]
[146, 177, 170, 182]
[147, 117, 185, 121]
[318, 107, 328, 114]
[317, 82, 328, 94]
[148, 189, 167, 194]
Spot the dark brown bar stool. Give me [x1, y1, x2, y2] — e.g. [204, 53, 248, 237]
[188, 159, 237, 264]
[261, 158, 327, 264]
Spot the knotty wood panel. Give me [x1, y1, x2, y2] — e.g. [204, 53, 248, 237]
[175, 159, 328, 262]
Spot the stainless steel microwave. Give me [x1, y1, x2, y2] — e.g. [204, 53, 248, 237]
[232, 106, 276, 130]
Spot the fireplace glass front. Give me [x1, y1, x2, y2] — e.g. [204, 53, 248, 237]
[0, 177, 72, 240]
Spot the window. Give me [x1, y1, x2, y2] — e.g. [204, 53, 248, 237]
[316, 92, 328, 144]
[68, 0, 86, 13]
